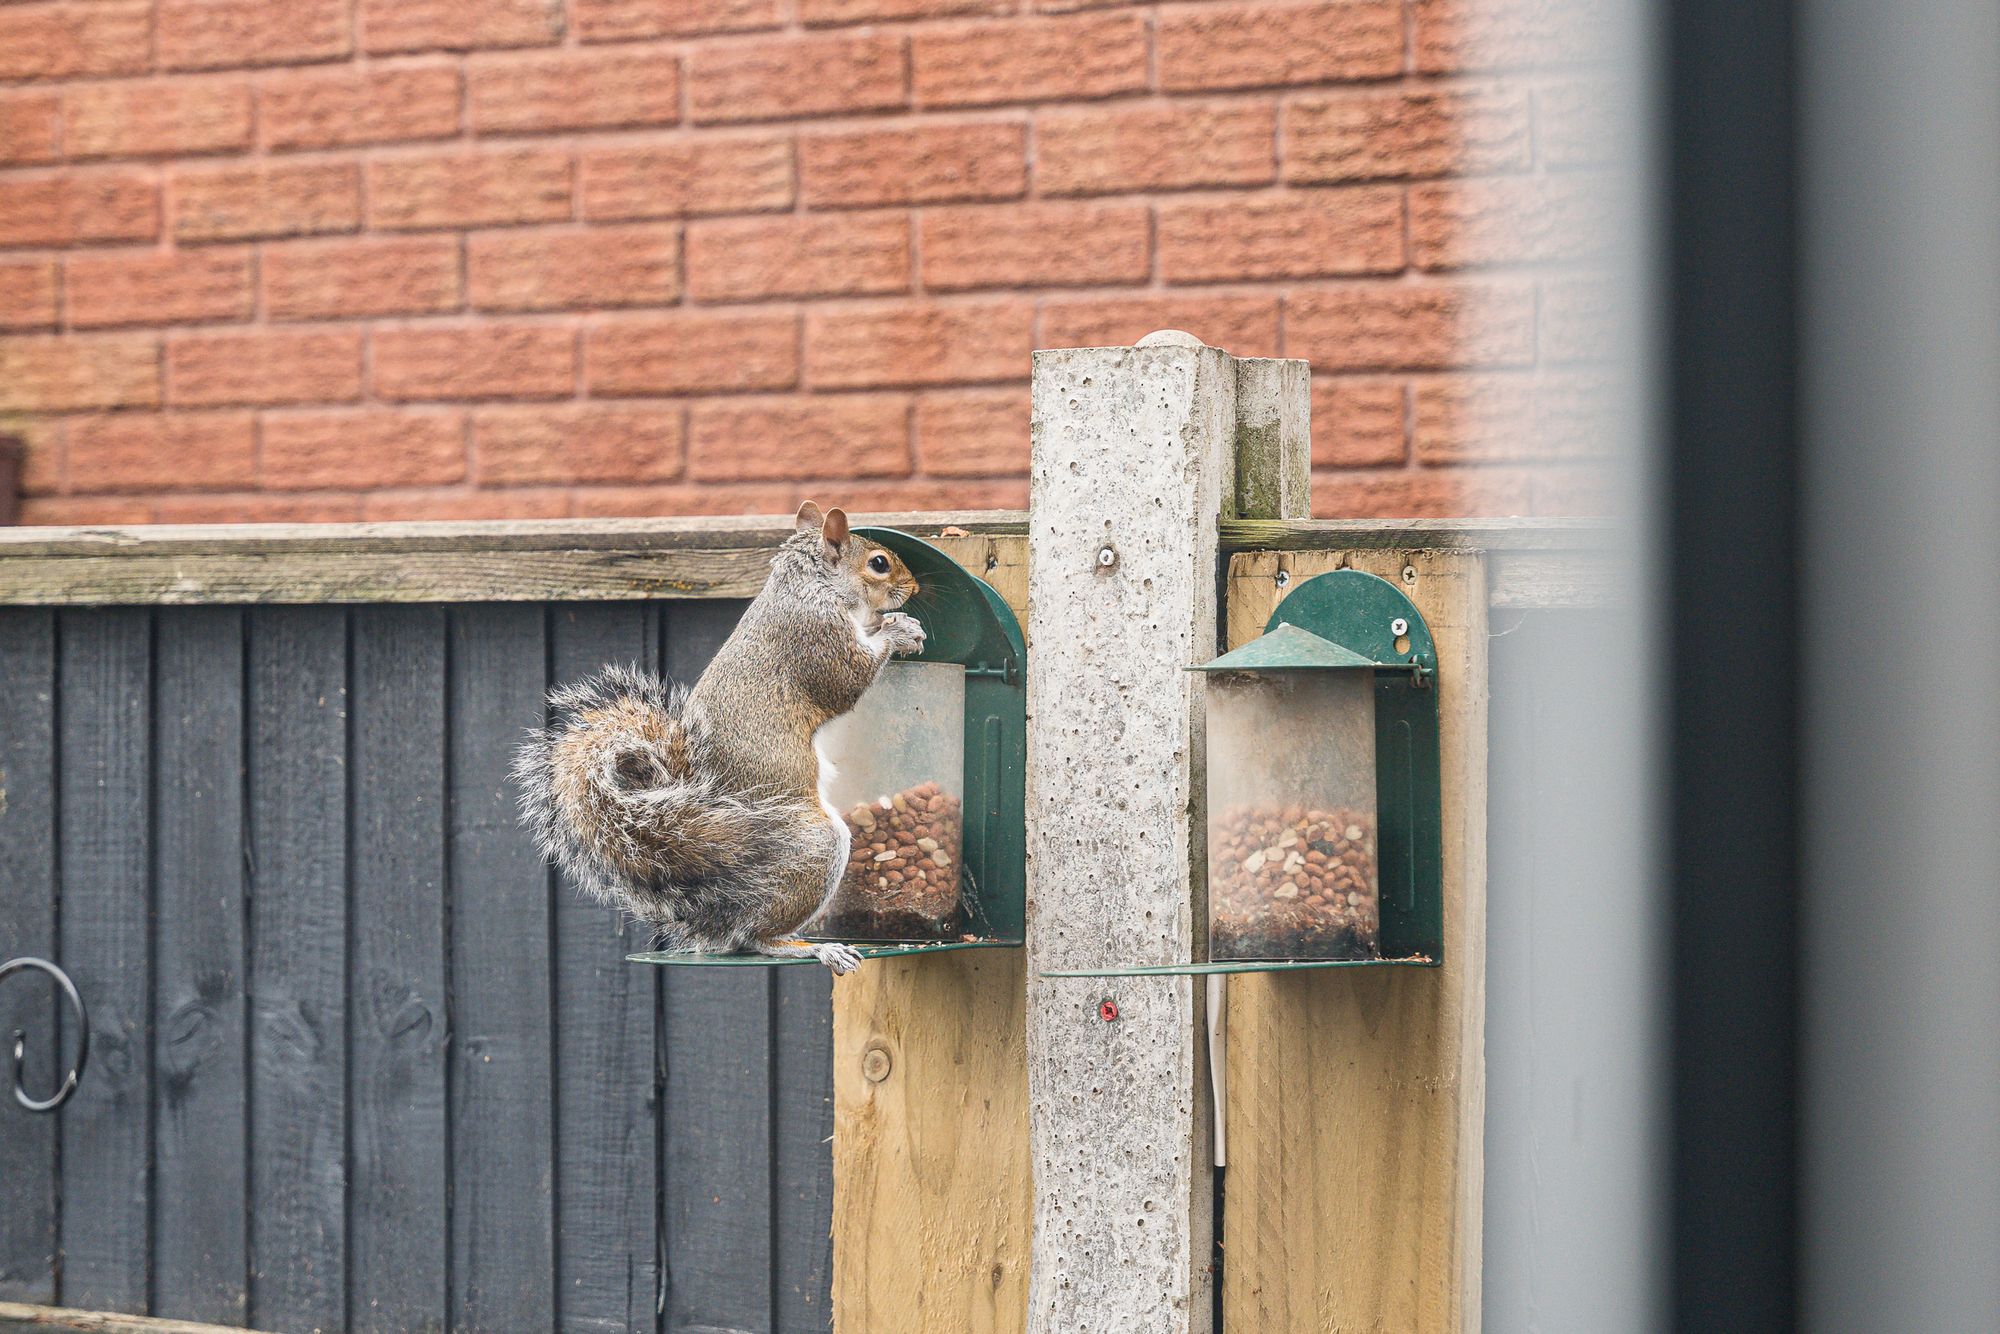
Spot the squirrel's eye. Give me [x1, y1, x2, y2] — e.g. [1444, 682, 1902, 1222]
[867, 554, 890, 574]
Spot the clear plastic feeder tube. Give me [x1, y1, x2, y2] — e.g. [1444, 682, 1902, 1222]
[1204, 670, 1382, 961]
[811, 659, 967, 941]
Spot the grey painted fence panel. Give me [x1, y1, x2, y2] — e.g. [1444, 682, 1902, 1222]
[0, 600, 834, 1333]
[247, 607, 351, 1334]
[447, 604, 555, 1333]
[551, 604, 663, 1334]
[0, 609, 57, 1305]
[56, 609, 152, 1315]
[771, 969, 835, 1334]
[349, 607, 450, 1333]
[151, 608, 249, 1325]
[661, 953, 775, 1334]
[659, 601, 778, 1334]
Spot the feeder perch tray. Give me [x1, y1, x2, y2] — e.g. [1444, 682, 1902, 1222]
[1041, 955, 1438, 977]
[629, 939, 1018, 968]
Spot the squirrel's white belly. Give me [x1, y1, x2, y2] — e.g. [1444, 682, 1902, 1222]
[809, 732, 850, 915]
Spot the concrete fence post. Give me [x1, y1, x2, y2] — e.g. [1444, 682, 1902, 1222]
[1024, 331, 1307, 1334]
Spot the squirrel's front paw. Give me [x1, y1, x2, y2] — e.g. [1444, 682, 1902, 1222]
[882, 612, 926, 656]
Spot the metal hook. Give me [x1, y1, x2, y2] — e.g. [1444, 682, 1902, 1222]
[0, 956, 89, 1114]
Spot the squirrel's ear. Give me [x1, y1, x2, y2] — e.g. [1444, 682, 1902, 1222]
[822, 507, 850, 550]
[794, 500, 825, 534]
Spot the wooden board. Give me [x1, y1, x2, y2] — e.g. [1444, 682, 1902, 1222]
[0, 514, 1026, 608]
[446, 605, 556, 1332]
[245, 608, 350, 1333]
[832, 534, 1032, 1334]
[0, 515, 1607, 612]
[832, 951, 1031, 1333]
[772, 966, 837, 1334]
[551, 605, 662, 1332]
[0, 513, 1028, 557]
[57, 609, 153, 1315]
[151, 608, 249, 1324]
[348, 607, 450, 1329]
[0, 1301, 271, 1333]
[926, 535, 1029, 640]
[0, 549, 780, 608]
[1218, 517, 1609, 552]
[1221, 549, 1489, 1332]
[0, 611, 58, 1304]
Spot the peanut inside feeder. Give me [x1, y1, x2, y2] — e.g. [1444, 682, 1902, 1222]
[1203, 668, 1382, 962]
[823, 782, 963, 939]
[1210, 804, 1379, 960]
[811, 659, 967, 942]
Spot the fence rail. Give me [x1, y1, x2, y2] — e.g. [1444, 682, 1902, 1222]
[0, 514, 1607, 610]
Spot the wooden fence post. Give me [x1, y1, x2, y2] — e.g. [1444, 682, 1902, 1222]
[1024, 333, 1306, 1333]
[831, 535, 1033, 1333]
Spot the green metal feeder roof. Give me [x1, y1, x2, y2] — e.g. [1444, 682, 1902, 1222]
[1190, 620, 1380, 673]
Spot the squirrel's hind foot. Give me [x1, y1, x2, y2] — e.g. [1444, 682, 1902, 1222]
[754, 937, 864, 975]
[814, 942, 864, 975]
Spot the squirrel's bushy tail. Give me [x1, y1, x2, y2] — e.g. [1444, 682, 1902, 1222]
[512, 665, 802, 943]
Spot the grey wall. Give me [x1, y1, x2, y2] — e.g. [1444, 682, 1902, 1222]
[0, 600, 833, 1334]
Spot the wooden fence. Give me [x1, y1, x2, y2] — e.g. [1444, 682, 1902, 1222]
[0, 594, 836, 1333]
[0, 497, 1607, 1333]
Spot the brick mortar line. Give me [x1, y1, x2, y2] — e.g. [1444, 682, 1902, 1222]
[0, 46, 1614, 90]
[60, 365, 1587, 418]
[7, 74, 1569, 179]
[37, 457, 1562, 508]
[12, 280, 1591, 343]
[8, 163, 1544, 209]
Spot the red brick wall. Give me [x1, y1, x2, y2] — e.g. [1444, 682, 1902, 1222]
[0, 0, 1612, 524]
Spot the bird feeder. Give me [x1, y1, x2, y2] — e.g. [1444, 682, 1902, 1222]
[631, 527, 1026, 967]
[1046, 568, 1442, 977]
[1200, 622, 1388, 962]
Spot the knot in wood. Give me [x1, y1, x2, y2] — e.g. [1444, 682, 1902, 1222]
[861, 1042, 893, 1083]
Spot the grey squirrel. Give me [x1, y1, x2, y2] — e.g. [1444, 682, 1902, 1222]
[513, 501, 925, 974]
